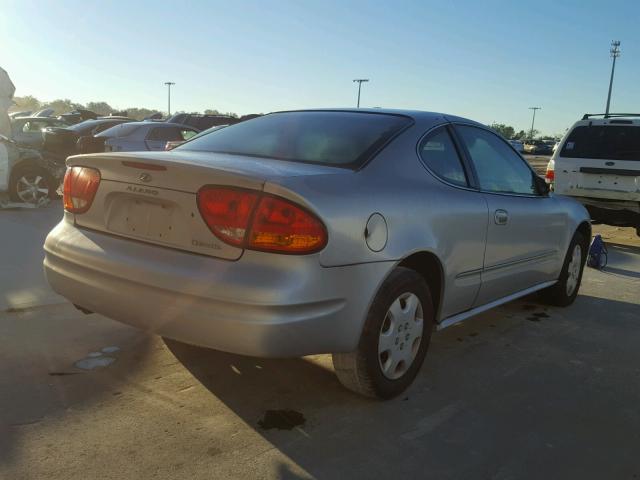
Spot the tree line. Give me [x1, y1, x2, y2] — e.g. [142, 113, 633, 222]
[489, 123, 560, 141]
[9, 95, 240, 121]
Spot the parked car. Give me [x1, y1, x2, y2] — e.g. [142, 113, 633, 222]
[42, 117, 136, 159]
[10, 116, 69, 148]
[167, 113, 236, 131]
[508, 139, 524, 153]
[99, 122, 199, 152]
[551, 113, 640, 236]
[165, 124, 228, 150]
[44, 109, 590, 399]
[0, 133, 63, 204]
[58, 109, 99, 125]
[524, 140, 553, 155]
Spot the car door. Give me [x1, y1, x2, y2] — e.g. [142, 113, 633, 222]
[454, 124, 565, 306]
[16, 120, 45, 147]
[417, 126, 489, 318]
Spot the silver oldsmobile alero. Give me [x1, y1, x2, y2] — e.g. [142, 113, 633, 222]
[44, 109, 590, 398]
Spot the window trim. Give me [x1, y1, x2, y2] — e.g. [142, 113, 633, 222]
[415, 124, 477, 190]
[451, 122, 546, 198]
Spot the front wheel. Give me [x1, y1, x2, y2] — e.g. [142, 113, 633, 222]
[539, 231, 587, 306]
[9, 165, 56, 204]
[332, 267, 434, 399]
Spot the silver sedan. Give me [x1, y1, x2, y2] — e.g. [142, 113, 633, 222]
[44, 109, 590, 398]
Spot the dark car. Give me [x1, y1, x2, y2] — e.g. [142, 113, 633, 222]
[43, 117, 136, 159]
[57, 109, 99, 125]
[167, 113, 237, 130]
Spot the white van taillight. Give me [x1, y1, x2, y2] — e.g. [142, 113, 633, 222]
[63, 166, 101, 214]
[197, 186, 328, 254]
[545, 167, 555, 184]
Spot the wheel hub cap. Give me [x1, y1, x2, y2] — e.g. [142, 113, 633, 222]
[378, 292, 424, 380]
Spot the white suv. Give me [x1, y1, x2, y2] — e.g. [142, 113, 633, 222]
[546, 114, 640, 236]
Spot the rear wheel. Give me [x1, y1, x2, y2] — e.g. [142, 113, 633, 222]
[332, 267, 434, 399]
[539, 231, 587, 306]
[9, 165, 55, 204]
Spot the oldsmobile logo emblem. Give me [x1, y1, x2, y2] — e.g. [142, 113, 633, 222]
[139, 173, 152, 183]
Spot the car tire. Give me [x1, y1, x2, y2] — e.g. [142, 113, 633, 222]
[9, 165, 56, 204]
[539, 231, 587, 307]
[332, 267, 434, 399]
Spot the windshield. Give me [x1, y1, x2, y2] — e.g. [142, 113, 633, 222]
[178, 111, 412, 167]
[561, 125, 640, 161]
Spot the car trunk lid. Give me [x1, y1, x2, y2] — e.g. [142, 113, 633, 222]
[66, 151, 345, 260]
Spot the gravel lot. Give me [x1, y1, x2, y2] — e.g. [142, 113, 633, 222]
[1, 191, 639, 479]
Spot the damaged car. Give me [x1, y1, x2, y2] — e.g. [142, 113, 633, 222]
[0, 133, 63, 204]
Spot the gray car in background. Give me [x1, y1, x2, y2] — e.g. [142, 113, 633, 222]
[44, 109, 590, 398]
[11, 116, 69, 148]
[99, 122, 199, 152]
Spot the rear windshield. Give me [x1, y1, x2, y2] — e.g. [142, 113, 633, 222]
[561, 125, 640, 161]
[177, 111, 412, 167]
[96, 123, 140, 138]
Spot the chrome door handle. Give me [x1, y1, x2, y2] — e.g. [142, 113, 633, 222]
[494, 209, 509, 225]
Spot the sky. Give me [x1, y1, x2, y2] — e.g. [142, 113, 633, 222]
[1, 0, 639, 135]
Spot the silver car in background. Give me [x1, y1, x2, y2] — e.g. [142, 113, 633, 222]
[99, 121, 199, 152]
[44, 110, 590, 398]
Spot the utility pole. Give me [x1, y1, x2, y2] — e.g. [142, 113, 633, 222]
[353, 79, 369, 108]
[528, 107, 541, 139]
[164, 81, 175, 116]
[605, 40, 621, 116]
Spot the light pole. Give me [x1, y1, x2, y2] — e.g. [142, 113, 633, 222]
[528, 107, 541, 140]
[605, 40, 621, 116]
[164, 81, 175, 115]
[353, 79, 369, 108]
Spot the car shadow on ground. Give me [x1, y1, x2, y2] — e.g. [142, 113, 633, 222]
[165, 292, 640, 479]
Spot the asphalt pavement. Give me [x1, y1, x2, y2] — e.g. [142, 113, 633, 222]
[2, 197, 640, 479]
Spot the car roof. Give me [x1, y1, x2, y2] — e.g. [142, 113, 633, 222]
[571, 116, 640, 128]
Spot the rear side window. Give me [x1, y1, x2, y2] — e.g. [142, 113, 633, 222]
[178, 111, 412, 167]
[418, 128, 468, 187]
[561, 125, 640, 161]
[180, 129, 198, 140]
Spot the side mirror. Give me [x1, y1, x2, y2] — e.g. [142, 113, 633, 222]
[533, 174, 550, 196]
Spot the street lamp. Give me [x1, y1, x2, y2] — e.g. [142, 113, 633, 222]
[528, 107, 541, 139]
[164, 81, 175, 116]
[605, 40, 621, 116]
[353, 79, 369, 108]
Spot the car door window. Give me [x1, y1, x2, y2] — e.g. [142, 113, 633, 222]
[457, 125, 537, 195]
[418, 128, 468, 187]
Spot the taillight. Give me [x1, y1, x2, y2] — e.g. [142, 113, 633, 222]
[196, 186, 327, 254]
[545, 168, 555, 183]
[197, 187, 260, 247]
[63, 166, 101, 214]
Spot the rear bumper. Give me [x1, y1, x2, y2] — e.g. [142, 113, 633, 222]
[43, 219, 392, 357]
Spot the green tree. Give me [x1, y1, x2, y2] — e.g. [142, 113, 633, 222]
[10, 95, 42, 113]
[42, 98, 84, 115]
[490, 123, 515, 139]
[125, 107, 162, 120]
[85, 101, 114, 115]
